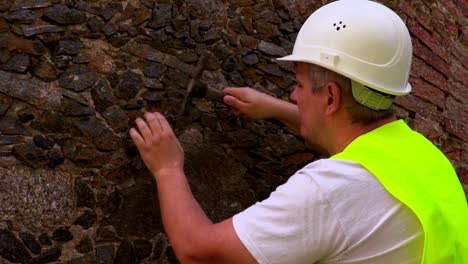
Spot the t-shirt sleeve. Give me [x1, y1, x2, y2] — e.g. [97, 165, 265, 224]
[232, 168, 345, 264]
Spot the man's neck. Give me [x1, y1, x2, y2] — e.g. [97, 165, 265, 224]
[329, 116, 397, 156]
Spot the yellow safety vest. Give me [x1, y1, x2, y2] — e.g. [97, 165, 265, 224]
[331, 120, 468, 263]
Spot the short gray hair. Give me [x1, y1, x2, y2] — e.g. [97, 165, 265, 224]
[305, 63, 394, 125]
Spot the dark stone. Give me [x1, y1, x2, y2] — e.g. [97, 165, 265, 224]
[152, 234, 167, 260]
[121, 99, 144, 110]
[76, 236, 93, 254]
[72, 55, 89, 64]
[254, 21, 281, 38]
[265, 133, 305, 156]
[38, 233, 52, 246]
[73, 210, 97, 229]
[0, 135, 26, 145]
[2, 53, 30, 73]
[11, 1, 56, 9]
[101, 23, 117, 37]
[91, 80, 118, 113]
[31, 111, 68, 134]
[22, 25, 64, 37]
[29, 247, 61, 264]
[258, 63, 283, 76]
[257, 40, 288, 56]
[0, 229, 32, 263]
[102, 162, 133, 184]
[44, 5, 87, 25]
[133, 239, 152, 260]
[148, 4, 172, 29]
[100, 8, 114, 22]
[52, 227, 73, 242]
[142, 90, 163, 103]
[103, 172, 161, 239]
[56, 39, 82, 55]
[256, 10, 282, 24]
[33, 135, 55, 150]
[87, 17, 103, 33]
[242, 53, 259, 65]
[109, 34, 131, 48]
[18, 111, 35, 122]
[59, 65, 97, 92]
[75, 178, 96, 209]
[228, 71, 245, 86]
[13, 143, 49, 168]
[116, 71, 142, 100]
[74, 118, 122, 151]
[228, 18, 244, 33]
[95, 245, 114, 264]
[53, 54, 71, 69]
[19, 232, 41, 255]
[143, 62, 167, 78]
[114, 240, 137, 264]
[95, 226, 118, 242]
[102, 106, 129, 133]
[201, 113, 218, 130]
[5, 10, 36, 24]
[0, 95, 13, 115]
[67, 254, 96, 264]
[60, 139, 112, 167]
[222, 55, 237, 71]
[62, 96, 95, 117]
[0, 1, 11, 12]
[48, 147, 65, 168]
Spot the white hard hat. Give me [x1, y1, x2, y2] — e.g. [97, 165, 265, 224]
[278, 0, 413, 109]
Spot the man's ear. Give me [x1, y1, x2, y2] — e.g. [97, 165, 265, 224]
[325, 81, 342, 115]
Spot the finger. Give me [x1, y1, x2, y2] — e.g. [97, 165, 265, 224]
[129, 128, 145, 148]
[224, 87, 249, 99]
[145, 112, 162, 135]
[135, 118, 152, 140]
[224, 94, 248, 110]
[154, 112, 172, 134]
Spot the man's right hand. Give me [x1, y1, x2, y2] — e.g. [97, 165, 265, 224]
[223, 87, 301, 134]
[223, 87, 277, 119]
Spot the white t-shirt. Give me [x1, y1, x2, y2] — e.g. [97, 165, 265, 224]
[233, 159, 424, 264]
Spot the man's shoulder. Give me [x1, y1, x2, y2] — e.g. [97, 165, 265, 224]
[297, 158, 380, 190]
[293, 158, 391, 210]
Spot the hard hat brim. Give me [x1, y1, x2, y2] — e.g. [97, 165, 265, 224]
[276, 55, 412, 96]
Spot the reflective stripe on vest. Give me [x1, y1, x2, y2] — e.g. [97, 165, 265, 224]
[331, 120, 468, 263]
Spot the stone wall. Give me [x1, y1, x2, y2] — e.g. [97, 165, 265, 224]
[0, 0, 466, 263]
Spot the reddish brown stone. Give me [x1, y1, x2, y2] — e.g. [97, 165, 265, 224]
[409, 114, 444, 146]
[411, 57, 448, 89]
[445, 96, 468, 123]
[0, 33, 47, 55]
[408, 19, 449, 61]
[443, 118, 468, 142]
[409, 77, 445, 108]
[413, 39, 449, 77]
[394, 93, 443, 122]
[450, 62, 468, 87]
[446, 79, 467, 103]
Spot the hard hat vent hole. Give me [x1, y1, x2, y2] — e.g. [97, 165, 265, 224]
[333, 21, 346, 31]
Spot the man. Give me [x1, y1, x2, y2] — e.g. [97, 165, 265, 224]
[130, 0, 467, 263]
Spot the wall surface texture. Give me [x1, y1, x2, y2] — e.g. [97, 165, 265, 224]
[0, 0, 466, 263]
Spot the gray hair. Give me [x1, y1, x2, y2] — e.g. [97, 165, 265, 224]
[305, 63, 395, 125]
